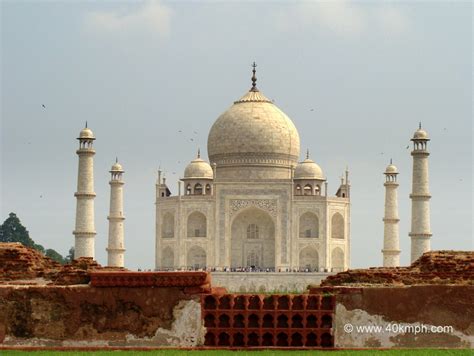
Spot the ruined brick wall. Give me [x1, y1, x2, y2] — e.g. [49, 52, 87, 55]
[1, 244, 472, 349]
[330, 285, 474, 348]
[313, 251, 474, 348]
[0, 243, 60, 281]
[321, 251, 474, 287]
[0, 285, 204, 347]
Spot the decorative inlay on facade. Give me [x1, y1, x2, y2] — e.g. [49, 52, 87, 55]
[229, 199, 278, 218]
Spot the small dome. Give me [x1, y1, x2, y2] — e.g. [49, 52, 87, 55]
[79, 127, 95, 139]
[184, 153, 213, 179]
[111, 161, 123, 172]
[385, 164, 398, 174]
[294, 157, 325, 180]
[413, 128, 428, 140]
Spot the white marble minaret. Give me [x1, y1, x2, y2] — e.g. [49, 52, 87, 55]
[73, 124, 96, 259]
[106, 159, 126, 267]
[382, 160, 400, 267]
[409, 124, 432, 263]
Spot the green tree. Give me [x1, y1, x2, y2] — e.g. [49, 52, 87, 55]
[1, 212, 68, 265]
[65, 246, 75, 264]
[0, 212, 35, 247]
[33, 243, 45, 254]
[45, 249, 65, 264]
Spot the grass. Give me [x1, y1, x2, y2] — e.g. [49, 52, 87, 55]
[0, 350, 472, 356]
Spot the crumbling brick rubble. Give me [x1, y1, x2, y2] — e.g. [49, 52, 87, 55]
[321, 251, 474, 287]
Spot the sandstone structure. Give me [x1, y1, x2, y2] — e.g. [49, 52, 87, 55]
[106, 159, 126, 267]
[73, 124, 97, 259]
[381, 160, 400, 267]
[156, 64, 351, 272]
[1, 243, 472, 349]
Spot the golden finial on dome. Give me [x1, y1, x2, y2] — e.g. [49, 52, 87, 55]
[306, 149, 310, 160]
[197, 148, 201, 159]
[251, 62, 258, 92]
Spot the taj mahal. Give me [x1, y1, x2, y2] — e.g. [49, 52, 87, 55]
[155, 66, 350, 272]
[71, 64, 432, 276]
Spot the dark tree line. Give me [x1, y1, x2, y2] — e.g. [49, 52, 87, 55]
[0, 212, 74, 264]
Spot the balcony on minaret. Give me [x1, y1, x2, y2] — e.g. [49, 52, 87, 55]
[77, 125, 95, 151]
[110, 159, 124, 182]
[384, 161, 399, 185]
[411, 124, 430, 153]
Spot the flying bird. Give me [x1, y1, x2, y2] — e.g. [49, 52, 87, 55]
[42, 104, 46, 108]
[178, 130, 182, 133]
[310, 108, 314, 111]
[406, 145, 410, 149]
[190, 138, 194, 141]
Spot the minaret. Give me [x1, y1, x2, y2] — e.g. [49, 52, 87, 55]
[382, 160, 400, 267]
[106, 158, 125, 267]
[409, 123, 432, 263]
[73, 123, 96, 259]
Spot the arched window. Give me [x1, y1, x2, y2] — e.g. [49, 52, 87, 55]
[187, 211, 207, 237]
[161, 212, 174, 238]
[331, 213, 345, 239]
[247, 224, 259, 239]
[315, 185, 321, 196]
[205, 184, 212, 195]
[299, 212, 319, 238]
[194, 183, 203, 195]
[186, 184, 192, 195]
[303, 184, 313, 196]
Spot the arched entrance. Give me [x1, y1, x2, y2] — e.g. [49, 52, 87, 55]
[231, 207, 275, 269]
[299, 246, 319, 271]
[331, 247, 345, 272]
[162, 247, 174, 269]
[187, 246, 207, 269]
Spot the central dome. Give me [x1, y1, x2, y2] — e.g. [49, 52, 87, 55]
[207, 70, 300, 180]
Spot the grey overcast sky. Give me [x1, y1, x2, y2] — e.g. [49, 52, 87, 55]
[1, 1, 472, 269]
